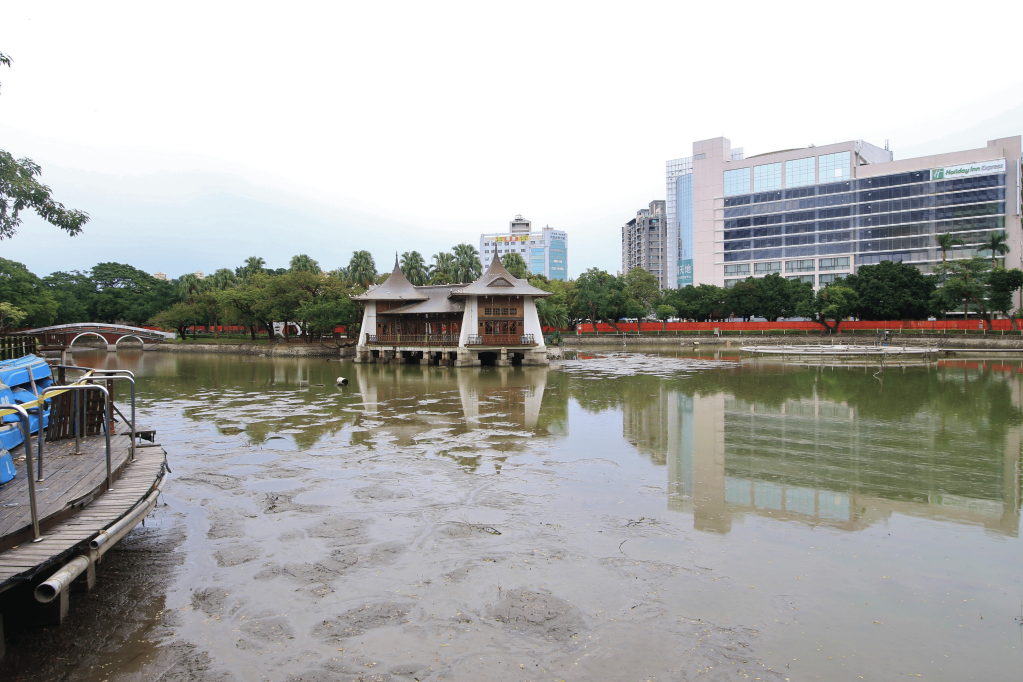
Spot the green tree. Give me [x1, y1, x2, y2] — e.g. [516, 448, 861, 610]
[295, 276, 362, 343]
[756, 273, 807, 321]
[347, 250, 377, 288]
[842, 260, 936, 320]
[535, 298, 569, 330]
[149, 301, 200, 340]
[289, 254, 321, 274]
[932, 257, 991, 326]
[981, 230, 1009, 268]
[725, 278, 761, 321]
[44, 270, 94, 323]
[0, 301, 27, 332]
[501, 252, 529, 279]
[573, 268, 613, 332]
[0, 257, 58, 326]
[935, 232, 964, 263]
[430, 252, 457, 284]
[453, 243, 482, 283]
[796, 283, 858, 333]
[655, 304, 676, 330]
[236, 255, 266, 281]
[0, 54, 90, 240]
[623, 268, 660, 325]
[987, 268, 1023, 330]
[400, 251, 429, 285]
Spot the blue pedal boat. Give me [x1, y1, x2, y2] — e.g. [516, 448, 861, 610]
[0, 355, 54, 483]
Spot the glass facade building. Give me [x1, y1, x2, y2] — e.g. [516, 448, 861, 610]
[667, 134, 1021, 293]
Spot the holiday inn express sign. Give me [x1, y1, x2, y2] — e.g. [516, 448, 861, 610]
[931, 158, 1006, 180]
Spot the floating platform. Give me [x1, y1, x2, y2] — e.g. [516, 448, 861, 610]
[740, 344, 940, 359]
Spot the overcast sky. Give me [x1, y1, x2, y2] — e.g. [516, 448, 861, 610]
[3, 1, 1022, 279]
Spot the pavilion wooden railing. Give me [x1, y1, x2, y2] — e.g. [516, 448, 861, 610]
[367, 334, 459, 346]
[0, 335, 38, 360]
[467, 334, 536, 346]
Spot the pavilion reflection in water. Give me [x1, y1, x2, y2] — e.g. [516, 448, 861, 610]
[625, 380, 1022, 537]
[352, 362, 564, 441]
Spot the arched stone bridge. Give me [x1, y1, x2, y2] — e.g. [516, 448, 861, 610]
[12, 323, 176, 352]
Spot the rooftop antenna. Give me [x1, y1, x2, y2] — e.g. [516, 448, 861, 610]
[885, 139, 889, 151]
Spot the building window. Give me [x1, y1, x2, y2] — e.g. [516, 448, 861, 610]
[786, 274, 815, 284]
[753, 163, 783, 192]
[818, 257, 850, 271]
[484, 308, 491, 315]
[724, 168, 751, 197]
[724, 278, 743, 289]
[785, 259, 815, 273]
[785, 157, 815, 188]
[818, 152, 850, 183]
[819, 273, 845, 286]
[723, 263, 750, 276]
[754, 261, 781, 274]
[510, 308, 517, 315]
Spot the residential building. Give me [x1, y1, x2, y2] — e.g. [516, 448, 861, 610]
[153, 272, 167, 281]
[354, 254, 550, 367]
[479, 215, 567, 280]
[665, 135, 1022, 291]
[621, 200, 669, 288]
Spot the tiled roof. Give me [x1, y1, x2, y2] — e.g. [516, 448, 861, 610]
[352, 256, 429, 301]
[450, 253, 552, 298]
[380, 286, 466, 314]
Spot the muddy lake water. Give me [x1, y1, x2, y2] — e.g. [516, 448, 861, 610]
[5, 349, 1022, 681]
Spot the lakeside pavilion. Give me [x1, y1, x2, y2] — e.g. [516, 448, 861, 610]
[353, 254, 551, 367]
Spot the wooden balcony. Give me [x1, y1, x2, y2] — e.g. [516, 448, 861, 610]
[366, 334, 459, 347]
[466, 334, 536, 346]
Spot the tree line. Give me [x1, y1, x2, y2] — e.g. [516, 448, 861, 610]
[3, 237, 1022, 338]
[0, 243, 489, 340]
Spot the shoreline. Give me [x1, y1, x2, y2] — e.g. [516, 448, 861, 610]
[145, 342, 354, 357]
[563, 333, 1023, 350]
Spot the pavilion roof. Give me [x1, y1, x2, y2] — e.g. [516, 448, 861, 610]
[379, 285, 466, 315]
[352, 256, 429, 301]
[450, 253, 552, 298]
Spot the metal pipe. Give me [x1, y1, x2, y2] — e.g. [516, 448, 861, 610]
[39, 384, 111, 488]
[90, 471, 166, 552]
[34, 555, 90, 603]
[36, 465, 166, 603]
[4, 404, 41, 541]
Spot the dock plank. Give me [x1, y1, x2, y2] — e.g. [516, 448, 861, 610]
[0, 442, 166, 591]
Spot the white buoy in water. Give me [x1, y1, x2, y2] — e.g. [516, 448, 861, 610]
[336, 377, 349, 386]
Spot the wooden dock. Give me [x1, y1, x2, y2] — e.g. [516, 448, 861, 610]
[0, 430, 167, 630]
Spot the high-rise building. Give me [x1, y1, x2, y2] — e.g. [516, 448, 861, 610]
[666, 135, 1021, 291]
[621, 200, 668, 288]
[480, 215, 567, 280]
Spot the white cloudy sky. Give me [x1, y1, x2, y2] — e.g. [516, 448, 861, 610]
[2, 1, 1022, 279]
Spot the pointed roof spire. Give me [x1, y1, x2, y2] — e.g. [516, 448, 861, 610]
[352, 252, 428, 301]
[450, 248, 552, 298]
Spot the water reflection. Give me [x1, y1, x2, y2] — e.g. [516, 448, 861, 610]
[75, 350, 1022, 536]
[616, 358, 1023, 536]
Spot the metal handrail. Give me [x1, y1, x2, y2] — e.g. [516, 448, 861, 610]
[56, 367, 135, 459]
[38, 384, 112, 489]
[83, 375, 135, 460]
[5, 404, 42, 541]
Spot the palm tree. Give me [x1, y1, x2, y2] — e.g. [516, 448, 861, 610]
[206, 268, 239, 291]
[289, 254, 321, 273]
[981, 230, 1009, 268]
[237, 256, 266, 281]
[347, 250, 377, 288]
[935, 232, 964, 263]
[452, 243, 482, 283]
[400, 251, 429, 285]
[430, 252, 457, 284]
[176, 272, 204, 301]
[536, 299, 569, 330]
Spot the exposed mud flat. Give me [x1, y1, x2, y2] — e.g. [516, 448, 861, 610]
[20, 351, 1022, 681]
